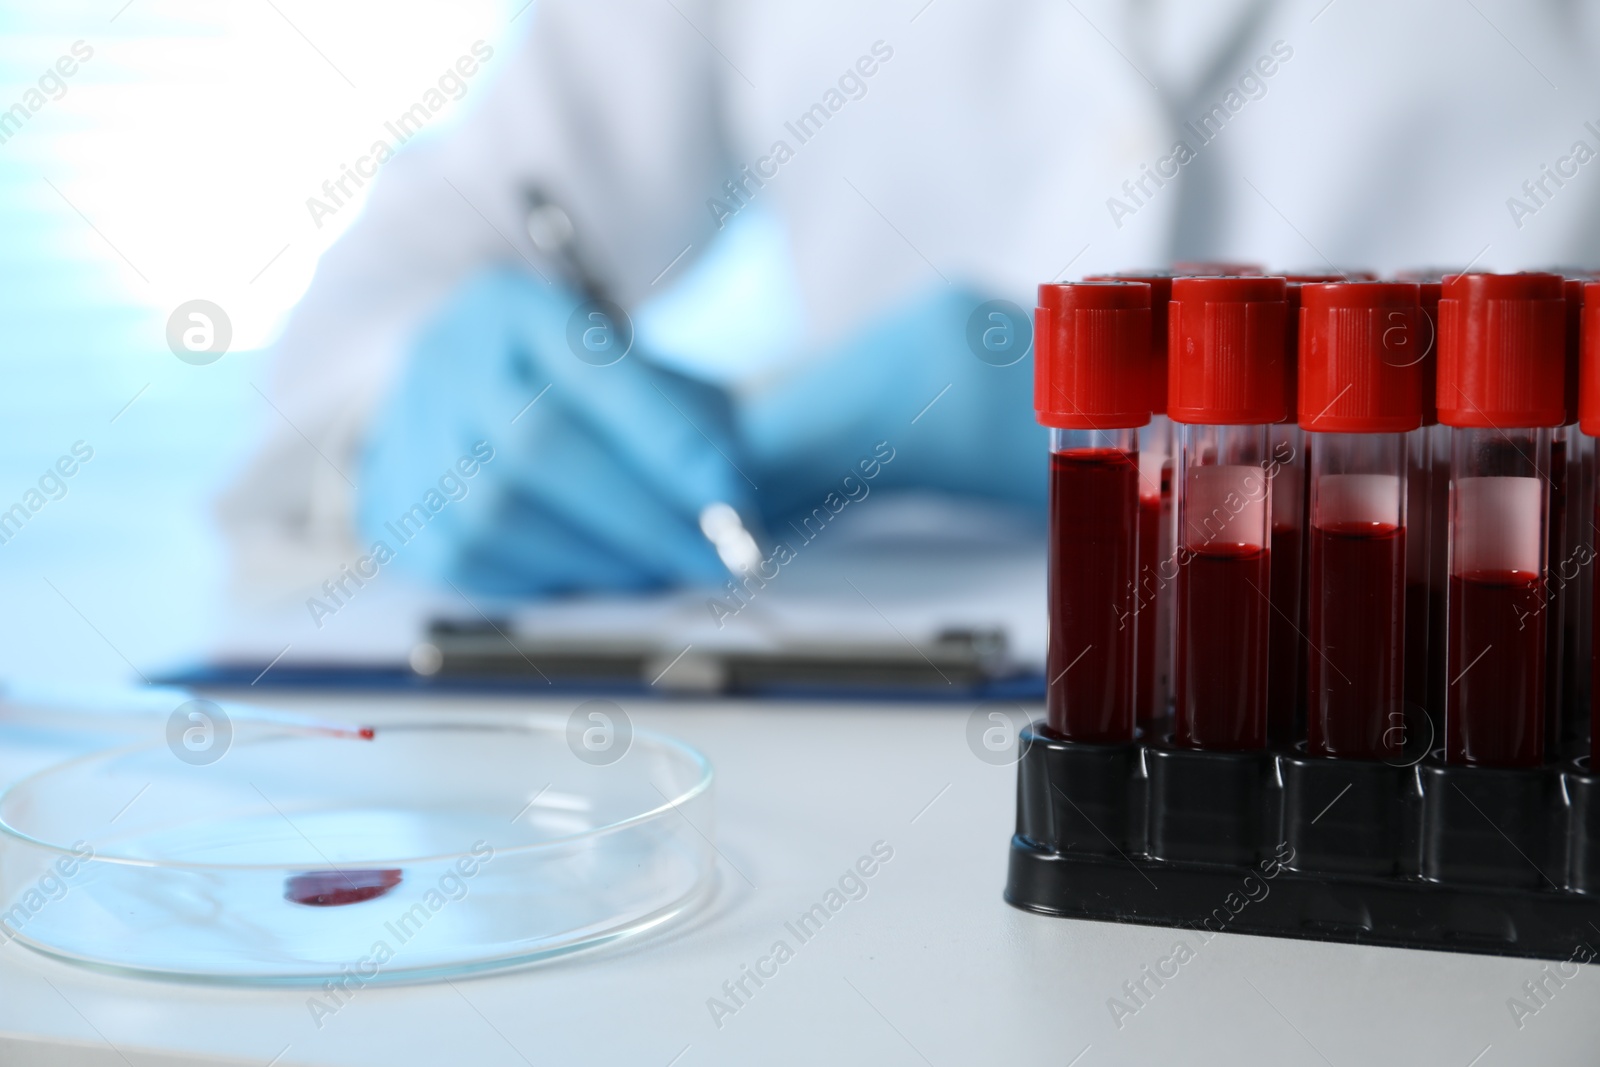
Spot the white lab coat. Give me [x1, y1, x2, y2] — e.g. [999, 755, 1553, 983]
[223, 0, 1600, 591]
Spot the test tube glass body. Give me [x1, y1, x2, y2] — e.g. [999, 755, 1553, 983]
[1403, 427, 1441, 729]
[1305, 433, 1408, 758]
[1086, 272, 1176, 728]
[1268, 276, 1338, 742]
[1580, 279, 1600, 767]
[1423, 422, 1452, 724]
[1593, 449, 1600, 766]
[1173, 423, 1274, 749]
[1569, 430, 1594, 742]
[1554, 277, 1586, 752]
[1046, 427, 1142, 742]
[1436, 272, 1566, 768]
[1407, 279, 1446, 727]
[1444, 427, 1550, 766]
[1035, 280, 1152, 746]
[1546, 423, 1572, 750]
[1266, 422, 1306, 740]
[1134, 414, 1175, 727]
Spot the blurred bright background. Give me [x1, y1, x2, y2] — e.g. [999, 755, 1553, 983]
[0, 0, 800, 684]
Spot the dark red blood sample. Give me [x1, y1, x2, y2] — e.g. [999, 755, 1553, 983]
[1266, 522, 1303, 742]
[1134, 491, 1161, 728]
[358, 727, 376, 740]
[1404, 582, 1428, 709]
[285, 869, 403, 907]
[1046, 448, 1139, 743]
[1562, 550, 1586, 750]
[1174, 543, 1271, 750]
[1446, 570, 1546, 767]
[1425, 460, 1451, 721]
[1545, 436, 1568, 752]
[1307, 522, 1405, 759]
[1403, 451, 1434, 718]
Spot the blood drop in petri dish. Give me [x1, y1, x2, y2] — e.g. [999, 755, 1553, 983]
[284, 868, 403, 907]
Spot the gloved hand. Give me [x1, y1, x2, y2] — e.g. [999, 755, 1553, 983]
[358, 269, 755, 595]
[742, 286, 1047, 529]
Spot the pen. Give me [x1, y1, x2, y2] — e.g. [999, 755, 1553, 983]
[699, 501, 763, 574]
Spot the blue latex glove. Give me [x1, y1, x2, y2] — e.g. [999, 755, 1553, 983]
[358, 269, 755, 595]
[742, 286, 1047, 529]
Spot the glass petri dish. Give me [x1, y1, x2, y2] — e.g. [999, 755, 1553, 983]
[0, 718, 715, 983]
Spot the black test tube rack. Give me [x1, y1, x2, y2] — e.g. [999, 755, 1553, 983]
[1005, 720, 1600, 960]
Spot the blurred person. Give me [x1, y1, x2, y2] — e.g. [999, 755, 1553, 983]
[223, 0, 1600, 595]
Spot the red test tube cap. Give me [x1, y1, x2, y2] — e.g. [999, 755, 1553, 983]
[1581, 281, 1600, 436]
[1167, 275, 1289, 425]
[1034, 282, 1153, 430]
[1437, 273, 1567, 429]
[1279, 278, 1351, 422]
[1086, 272, 1173, 415]
[1298, 282, 1425, 433]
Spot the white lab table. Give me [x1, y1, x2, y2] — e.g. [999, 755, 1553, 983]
[0, 693, 1594, 1066]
